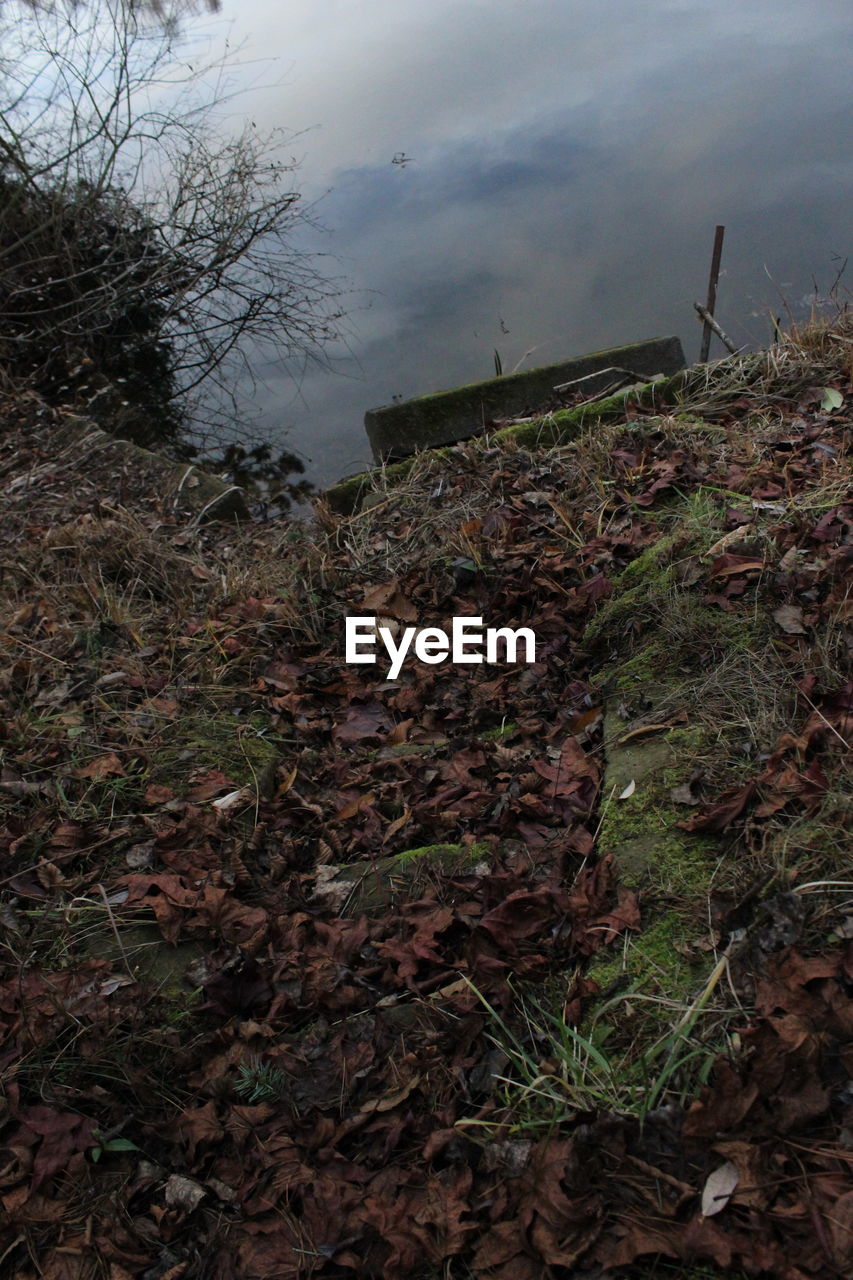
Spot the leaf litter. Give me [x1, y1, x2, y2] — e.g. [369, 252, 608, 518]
[0, 323, 851, 1276]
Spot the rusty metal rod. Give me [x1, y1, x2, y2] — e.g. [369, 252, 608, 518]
[700, 225, 726, 362]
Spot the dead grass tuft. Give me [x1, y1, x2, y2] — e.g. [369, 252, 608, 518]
[40, 509, 207, 607]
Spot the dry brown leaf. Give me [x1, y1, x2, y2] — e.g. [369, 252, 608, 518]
[773, 603, 807, 635]
[275, 764, 298, 796]
[357, 1074, 422, 1116]
[74, 752, 125, 780]
[163, 1173, 205, 1213]
[703, 525, 755, 560]
[334, 791, 376, 821]
[617, 723, 672, 744]
[383, 807, 412, 843]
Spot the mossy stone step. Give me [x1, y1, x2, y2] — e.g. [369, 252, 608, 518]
[312, 842, 491, 915]
[325, 365, 692, 515]
[365, 337, 685, 461]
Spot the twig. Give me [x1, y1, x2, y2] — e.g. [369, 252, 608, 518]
[699, 225, 726, 361]
[190, 485, 244, 525]
[95, 883, 135, 980]
[173, 464, 196, 515]
[694, 302, 739, 355]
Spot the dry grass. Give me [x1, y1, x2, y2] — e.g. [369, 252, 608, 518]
[0, 319, 849, 1217]
[42, 509, 205, 603]
[672, 309, 852, 414]
[326, 446, 502, 578]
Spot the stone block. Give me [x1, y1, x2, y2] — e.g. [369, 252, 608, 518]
[364, 335, 685, 461]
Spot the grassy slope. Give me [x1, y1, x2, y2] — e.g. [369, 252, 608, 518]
[0, 323, 851, 1278]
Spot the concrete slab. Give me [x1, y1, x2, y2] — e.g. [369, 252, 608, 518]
[364, 336, 685, 461]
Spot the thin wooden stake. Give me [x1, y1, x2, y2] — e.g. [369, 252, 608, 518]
[693, 302, 739, 355]
[700, 225, 725, 362]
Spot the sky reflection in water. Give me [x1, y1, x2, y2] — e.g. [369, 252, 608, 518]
[219, 0, 852, 485]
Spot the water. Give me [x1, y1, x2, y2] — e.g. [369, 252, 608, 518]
[216, 0, 852, 488]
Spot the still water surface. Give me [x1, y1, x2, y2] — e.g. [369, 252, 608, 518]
[220, 0, 852, 487]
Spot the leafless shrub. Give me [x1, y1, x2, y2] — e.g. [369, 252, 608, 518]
[0, 0, 345, 453]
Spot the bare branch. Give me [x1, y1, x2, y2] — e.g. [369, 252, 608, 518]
[0, 0, 345, 456]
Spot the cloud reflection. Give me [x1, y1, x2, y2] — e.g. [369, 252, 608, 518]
[227, 0, 851, 484]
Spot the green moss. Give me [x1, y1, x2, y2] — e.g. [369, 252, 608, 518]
[600, 797, 718, 898]
[623, 535, 680, 586]
[597, 723, 721, 898]
[586, 910, 701, 1011]
[325, 451, 451, 514]
[149, 710, 281, 797]
[82, 923, 205, 995]
[392, 841, 487, 867]
[632, 824, 717, 898]
[658, 728, 705, 787]
[493, 366, 694, 450]
[407, 340, 682, 411]
[583, 484, 743, 658]
[326, 841, 491, 914]
[592, 591, 769, 695]
[478, 721, 519, 741]
[584, 533, 681, 650]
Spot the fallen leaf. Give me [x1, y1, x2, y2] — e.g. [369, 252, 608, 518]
[164, 1173, 205, 1213]
[276, 764, 298, 796]
[177, 1101, 224, 1160]
[670, 781, 702, 806]
[820, 386, 843, 412]
[704, 526, 755, 559]
[74, 752, 125, 780]
[361, 581, 417, 621]
[773, 603, 807, 635]
[334, 791, 377, 821]
[20, 1107, 96, 1189]
[186, 769, 237, 802]
[387, 718, 413, 745]
[681, 780, 756, 831]
[211, 787, 252, 810]
[616, 724, 672, 744]
[709, 553, 765, 577]
[383, 807, 412, 843]
[332, 703, 393, 746]
[701, 1161, 739, 1217]
[357, 1073, 422, 1115]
